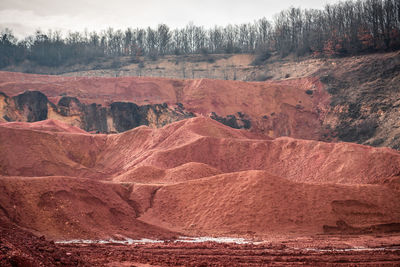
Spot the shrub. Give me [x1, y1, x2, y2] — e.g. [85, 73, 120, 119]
[253, 73, 273, 81]
[251, 50, 271, 66]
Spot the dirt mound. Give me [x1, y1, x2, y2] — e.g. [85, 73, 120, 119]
[0, 123, 106, 178]
[103, 117, 400, 184]
[0, 176, 177, 240]
[164, 162, 222, 183]
[139, 170, 400, 237]
[1, 117, 400, 184]
[0, 119, 87, 134]
[113, 165, 166, 183]
[1, 117, 400, 241]
[114, 162, 222, 183]
[98, 117, 263, 176]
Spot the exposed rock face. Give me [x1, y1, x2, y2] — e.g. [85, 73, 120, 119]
[210, 112, 251, 129]
[110, 102, 192, 132]
[110, 102, 143, 132]
[12, 91, 48, 122]
[320, 52, 400, 149]
[57, 96, 82, 116]
[82, 103, 108, 133]
[0, 91, 194, 133]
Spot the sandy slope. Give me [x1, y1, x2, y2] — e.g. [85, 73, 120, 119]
[0, 119, 87, 134]
[0, 176, 176, 240]
[140, 170, 400, 236]
[0, 117, 399, 240]
[113, 162, 222, 183]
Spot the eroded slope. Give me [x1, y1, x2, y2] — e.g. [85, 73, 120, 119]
[0, 71, 329, 140]
[0, 118, 399, 240]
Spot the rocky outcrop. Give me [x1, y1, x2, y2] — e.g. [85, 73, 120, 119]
[82, 103, 108, 133]
[210, 112, 251, 129]
[57, 96, 82, 116]
[110, 102, 144, 132]
[12, 91, 48, 122]
[0, 91, 194, 133]
[110, 102, 194, 132]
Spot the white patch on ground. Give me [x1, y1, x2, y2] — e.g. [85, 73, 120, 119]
[175, 236, 260, 244]
[55, 236, 259, 245]
[55, 238, 164, 245]
[55, 237, 400, 252]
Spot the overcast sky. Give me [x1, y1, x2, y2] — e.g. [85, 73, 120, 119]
[0, 0, 340, 39]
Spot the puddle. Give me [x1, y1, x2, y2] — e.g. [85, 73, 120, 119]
[56, 236, 259, 245]
[55, 238, 164, 245]
[175, 236, 260, 244]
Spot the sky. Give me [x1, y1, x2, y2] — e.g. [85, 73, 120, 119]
[0, 0, 340, 39]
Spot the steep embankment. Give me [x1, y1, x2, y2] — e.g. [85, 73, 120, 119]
[1, 51, 400, 149]
[0, 89, 193, 133]
[0, 71, 329, 140]
[1, 117, 400, 240]
[317, 52, 400, 149]
[0, 120, 107, 178]
[0, 176, 176, 240]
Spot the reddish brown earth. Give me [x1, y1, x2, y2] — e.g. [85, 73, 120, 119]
[0, 119, 87, 134]
[0, 217, 85, 266]
[1, 117, 400, 265]
[0, 71, 330, 139]
[61, 240, 400, 266]
[3, 223, 400, 267]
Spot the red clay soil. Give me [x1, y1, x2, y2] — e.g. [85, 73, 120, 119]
[1, 117, 400, 265]
[139, 170, 400, 237]
[0, 71, 330, 139]
[0, 122, 107, 178]
[2, 224, 400, 267]
[60, 240, 400, 266]
[0, 217, 86, 267]
[1, 117, 400, 238]
[113, 162, 223, 183]
[101, 117, 400, 184]
[0, 119, 87, 134]
[0, 176, 177, 240]
[2, 117, 399, 184]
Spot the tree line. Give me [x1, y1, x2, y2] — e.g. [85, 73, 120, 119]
[1, 0, 400, 68]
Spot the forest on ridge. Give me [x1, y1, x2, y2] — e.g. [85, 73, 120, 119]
[1, 0, 400, 68]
